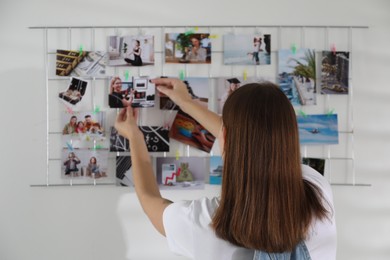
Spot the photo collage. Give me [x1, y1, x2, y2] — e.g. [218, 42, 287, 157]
[54, 29, 349, 184]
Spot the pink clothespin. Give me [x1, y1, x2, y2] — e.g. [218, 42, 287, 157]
[331, 43, 337, 55]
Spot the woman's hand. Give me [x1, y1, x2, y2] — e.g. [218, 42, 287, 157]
[151, 78, 192, 109]
[115, 106, 142, 140]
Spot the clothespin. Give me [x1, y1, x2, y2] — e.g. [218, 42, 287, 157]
[326, 108, 335, 116]
[66, 141, 74, 151]
[93, 144, 103, 150]
[175, 149, 180, 160]
[243, 70, 248, 81]
[209, 34, 218, 39]
[298, 109, 307, 117]
[179, 70, 185, 81]
[291, 43, 297, 55]
[79, 44, 84, 56]
[124, 70, 130, 81]
[65, 106, 74, 114]
[331, 43, 337, 55]
[93, 105, 100, 115]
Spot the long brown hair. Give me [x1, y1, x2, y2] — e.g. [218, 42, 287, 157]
[212, 82, 329, 252]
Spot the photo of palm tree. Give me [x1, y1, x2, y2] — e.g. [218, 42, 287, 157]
[278, 48, 316, 106]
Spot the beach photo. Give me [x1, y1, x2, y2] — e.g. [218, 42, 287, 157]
[297, 114, 339, 145]
[224, 34, 271, 65]
[321, 51, 350, 94]
[108, 35, 154, 67]
[165, 33, 211, 64]
[156, 157, 206, 190]
[209, 156, 223, 185]
[278, 48, 316, 106]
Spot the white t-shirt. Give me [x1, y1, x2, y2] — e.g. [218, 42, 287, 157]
[163, 165, 337, 260]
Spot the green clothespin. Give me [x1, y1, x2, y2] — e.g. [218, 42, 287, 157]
[79, 44, 84, 56]
[93, 105, 101, 115]
[124, 70, 130, 81]
[93, 144, 103, 150]
[179, 70, 185, 81]
[327, 108, 335, 116]
[291, 43, 297, 55]
[298, 109, 307, 117]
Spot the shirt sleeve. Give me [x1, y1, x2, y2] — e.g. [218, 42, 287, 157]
[163, 200, 195, 258]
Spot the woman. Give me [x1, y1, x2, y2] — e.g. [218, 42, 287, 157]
[109, 77, 133, 108]
[124, 40, 143, 66]
[186, 36, 207, 62]
[62, 115, 77, 134]
[115, 78, 336, 260]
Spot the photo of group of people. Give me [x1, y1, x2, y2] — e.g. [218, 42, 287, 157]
[109, 76, 155, 108]
[62, 149, 108, 178]
[62, 111, 107, 149]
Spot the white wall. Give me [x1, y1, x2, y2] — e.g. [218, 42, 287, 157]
[1, 0, 390, 259]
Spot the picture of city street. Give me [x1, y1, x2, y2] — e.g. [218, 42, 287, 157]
[278, 48, 316, 106]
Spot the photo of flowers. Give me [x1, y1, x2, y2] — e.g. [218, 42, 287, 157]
[223, 34, 271, 65]
[278, 48, 316, 106]
[108, 35, 154, 66]
[170, 110, 215, 153]
[156, 157, 206, 190]
[321, 51, 350, 94]
[209, 156, 223, 185]
[165, 33, 211, 64]
[297, 114, 339, 145]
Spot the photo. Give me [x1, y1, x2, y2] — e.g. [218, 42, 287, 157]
[56, 49, 108, 77]
[321, 51, 350, 94]
[216, 77, 260, 114]
[302, 157, 325, 176]
[223, 34, 271, 65]
[170, 110, 216, 153]
[61, 149, 108, 179]
[59, 77, 88, 106]
[160, 77, 209, 110]
[165, 33, 211, 64]
[110, 126, 169, 152]
[156, 157, 206, 190]
[108, 76, 155, 108]
[209, 156, 223, 185]
[278, 48, 316, 106]
[62, 111, 107, 149]
[116, 156, 134, 187]
[108, 35, 154, 66]
[297, 114, 339, 145]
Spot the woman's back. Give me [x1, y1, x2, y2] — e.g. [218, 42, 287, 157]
[163, 165, 336, 260]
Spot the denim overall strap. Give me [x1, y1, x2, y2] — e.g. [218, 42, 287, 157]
[253, 241, 311, 260]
